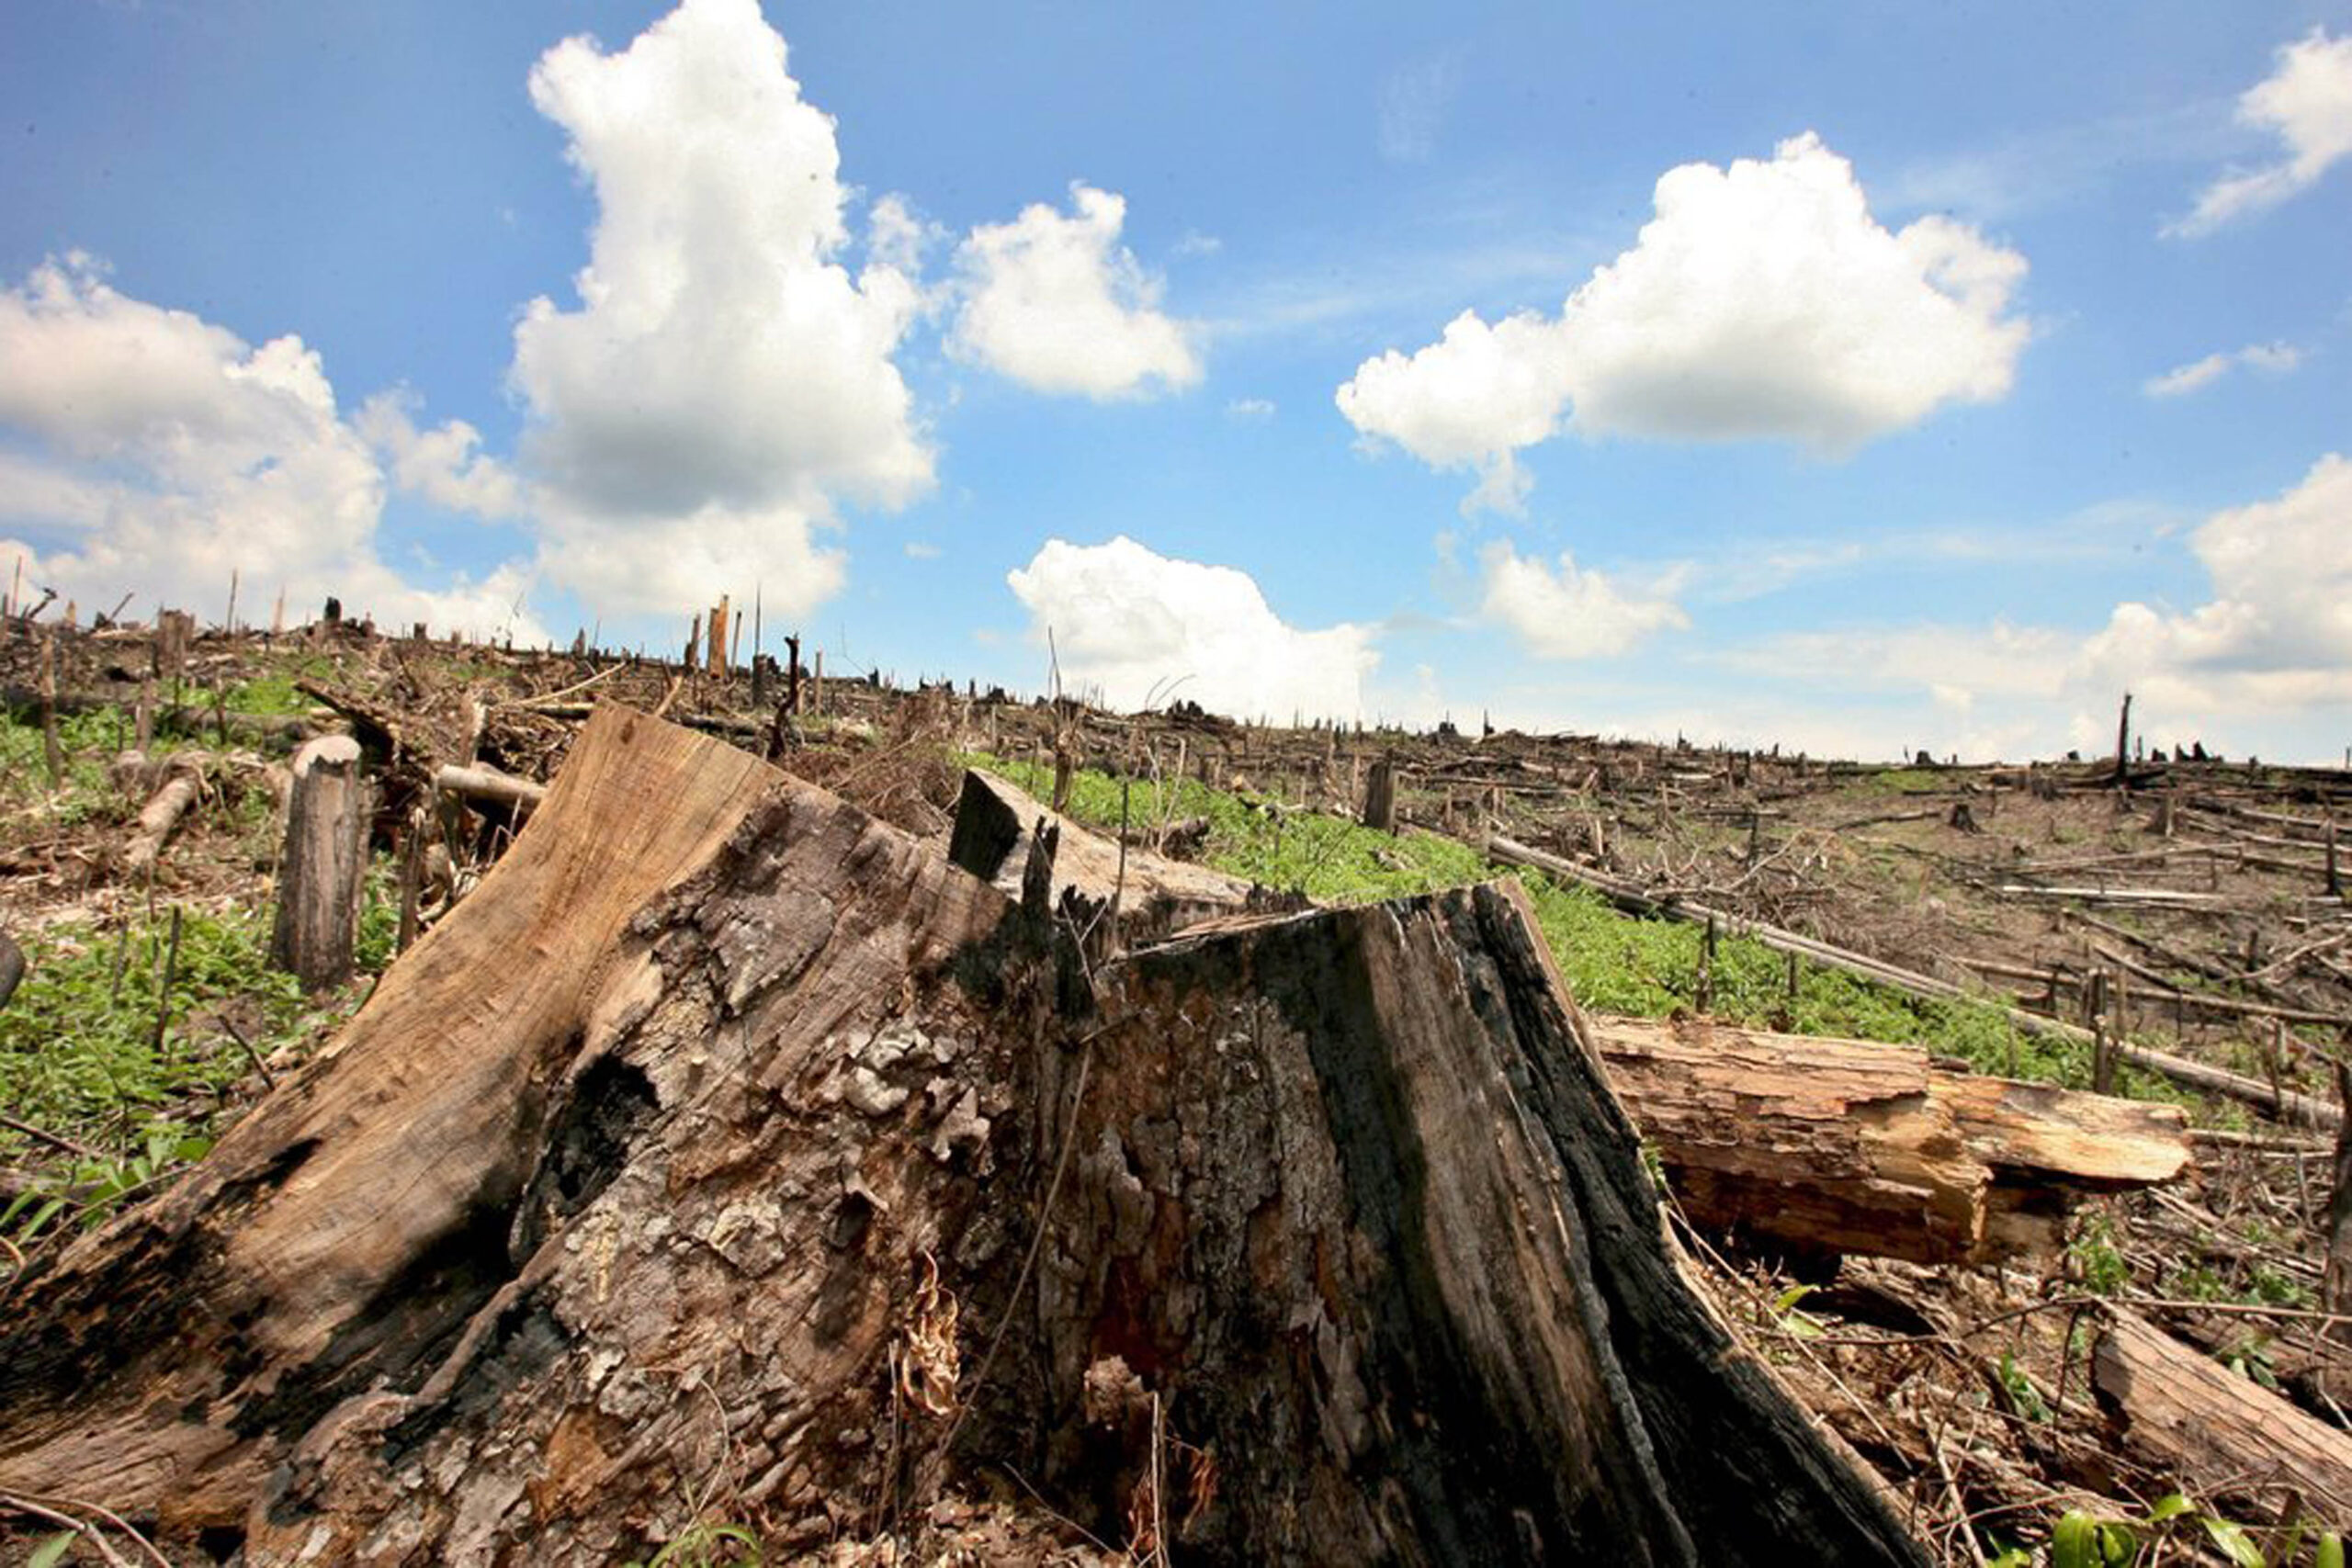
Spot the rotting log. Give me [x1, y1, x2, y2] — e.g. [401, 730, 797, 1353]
[2092, 1308, 2352, 1526]
[0, 707, 1927, 1565]
[267, 734, 369, 991]
[1593, 1016, 2189, 1266]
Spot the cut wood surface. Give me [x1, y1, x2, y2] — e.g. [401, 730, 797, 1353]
[1593, 1017, 2189, 1266]
[2093, 1308, 2352, 1525]
[947, 765, 1253, 936]
[0, 707, 1927, 1564]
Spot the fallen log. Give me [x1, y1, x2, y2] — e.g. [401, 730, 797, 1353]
[0, 707, 1927, 1564]
[1485, 834, 2343, 1131]
[1594, 1016, 2189, 1266]
[433, 761, 546, 814]
[121, 757, 204, 878]
[2093, 1308, 2352, 1525]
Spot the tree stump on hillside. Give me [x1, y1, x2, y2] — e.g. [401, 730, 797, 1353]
[0, 706, 1928, 1565]
[268, 734, 369, 991]
[1363, 757, 1397, 832]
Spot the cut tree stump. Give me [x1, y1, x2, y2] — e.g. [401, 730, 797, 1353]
[268, 734, 369, 991]
[2092, 1308, 2352, 1526]
[0, 707, 1927, 1564]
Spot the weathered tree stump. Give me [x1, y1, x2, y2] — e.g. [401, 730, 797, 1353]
[1363, 757, 1397, 832]
[0, 707, 1928, 1564]
[267, 734, 369, 990]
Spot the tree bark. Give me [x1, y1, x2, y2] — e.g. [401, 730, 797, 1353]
[268, 734, 369, 990]
[0, 928, 22, 1012]
[0, 708, 1927, 1564]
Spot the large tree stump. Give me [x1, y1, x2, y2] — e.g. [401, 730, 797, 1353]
[0, 707, 1926, 1564]
[268, 734, 369, 990]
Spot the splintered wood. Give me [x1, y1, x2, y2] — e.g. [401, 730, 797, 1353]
[0, 706, 1928, 1564]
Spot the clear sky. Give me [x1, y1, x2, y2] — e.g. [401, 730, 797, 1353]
[3, 0, 2347, 761]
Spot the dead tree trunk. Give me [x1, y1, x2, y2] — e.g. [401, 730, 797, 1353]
[0, 707, 1926, 1565]
[268, 734, 369, 990]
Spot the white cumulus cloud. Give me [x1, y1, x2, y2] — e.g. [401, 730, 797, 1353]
[1477, 541, 1690, 660]
[1337, 133, 2030, 512]
[2171, 29, 2352, 236]
[510, 0, 932, 619]
[356, 389, 525, 518]
[949, 184, 1203, 400]
[0, 255, 538, 638]
[1006, 536, 1373, 720]
[2143, 340, 2303, 398]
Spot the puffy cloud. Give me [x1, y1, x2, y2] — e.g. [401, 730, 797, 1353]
[2171, 29, 2352, 236]
[949, 184, 1203, 400]
[510, 0, 931, 618]
[1477, 541, 1690, 659]
[1006, 536, 1374, 720]
[0, 255, 538, 639]
[2143, 340, 2303, 397]
[1337, 134, 2030, 511]
[356, 390, 524, 518]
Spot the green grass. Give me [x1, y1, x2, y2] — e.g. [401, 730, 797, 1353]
[0, 907, 311, 1162]
[977, 752, 2208, 1096]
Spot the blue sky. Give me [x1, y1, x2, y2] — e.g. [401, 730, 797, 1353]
[3, 0, 2347, 761]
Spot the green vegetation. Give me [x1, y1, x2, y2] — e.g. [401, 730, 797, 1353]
[0, 907, 311, 1160]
